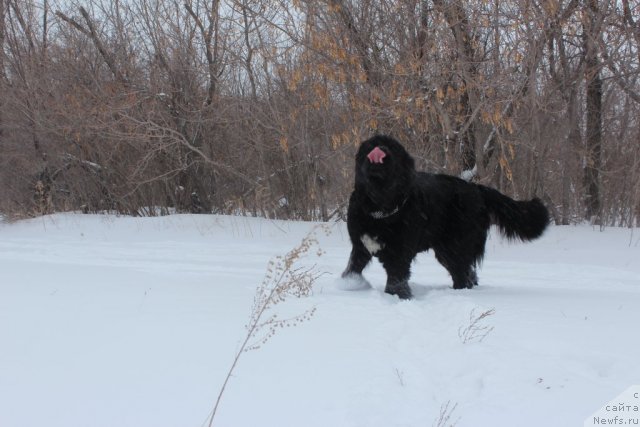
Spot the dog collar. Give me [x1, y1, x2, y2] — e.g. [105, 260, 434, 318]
[369, 197, 409, 219]
[370, 206, 400, 219]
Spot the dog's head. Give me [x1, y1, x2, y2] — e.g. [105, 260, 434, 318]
[354, 135, 416, 208]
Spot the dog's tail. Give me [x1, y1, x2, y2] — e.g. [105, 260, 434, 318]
[478, 185, 549, 241]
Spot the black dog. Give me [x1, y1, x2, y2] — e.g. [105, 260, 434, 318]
[342, 135, 549, 299]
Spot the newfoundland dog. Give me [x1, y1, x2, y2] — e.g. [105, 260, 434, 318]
[342, 135, 549, 299]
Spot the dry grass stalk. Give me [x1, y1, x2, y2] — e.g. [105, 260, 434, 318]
[207, 225, 326, 426]
[458, 308, 496, 344]
[433, 400, 460, 427]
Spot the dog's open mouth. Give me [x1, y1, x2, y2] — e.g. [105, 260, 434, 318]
[367, 146, 387, 164]
[364, 146, 390, 182]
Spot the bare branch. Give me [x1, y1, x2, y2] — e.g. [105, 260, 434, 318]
[56, 7, 127, 84]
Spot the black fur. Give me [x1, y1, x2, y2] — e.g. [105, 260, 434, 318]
[342, 135, 550, 299]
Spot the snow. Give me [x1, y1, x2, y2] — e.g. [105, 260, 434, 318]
[337, 272, 372, 291]
[1, 213, 639, 427]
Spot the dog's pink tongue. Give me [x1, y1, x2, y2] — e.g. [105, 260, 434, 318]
[367, 146, 386, 164]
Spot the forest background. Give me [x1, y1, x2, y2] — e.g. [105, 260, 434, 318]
[1, 0, 639, 226]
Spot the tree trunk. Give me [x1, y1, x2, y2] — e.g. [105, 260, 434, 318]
[432, 0, 478, 173]
[0, 0, 5, 143]
[583, 0, 603, 224]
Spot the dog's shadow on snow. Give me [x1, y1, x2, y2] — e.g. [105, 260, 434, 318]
[409, 281, 499, 300]
[373, 282, 465, 301]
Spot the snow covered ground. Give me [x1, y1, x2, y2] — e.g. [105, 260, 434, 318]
[1, 213, 639, 427]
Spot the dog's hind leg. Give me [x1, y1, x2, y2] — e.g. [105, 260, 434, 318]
[468, 268, 479, 287]
[449, 262, 478, 289]
[434, 249, 478, 289]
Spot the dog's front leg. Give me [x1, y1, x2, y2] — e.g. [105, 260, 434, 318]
[339, 243, 373, 291]
[379, 253, 413, 300]
[342, 244, 372, 277]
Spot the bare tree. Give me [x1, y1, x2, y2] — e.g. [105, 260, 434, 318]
[0, 0, 638, 226]
[582, 0, 604, 224]
[0, 0, 6, 144]
[431, 0, 481, 173]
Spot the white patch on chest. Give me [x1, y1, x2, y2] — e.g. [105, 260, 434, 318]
[361, 234, 384, 255]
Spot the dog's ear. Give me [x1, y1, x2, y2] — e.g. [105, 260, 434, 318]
[396, 143, 416, 175]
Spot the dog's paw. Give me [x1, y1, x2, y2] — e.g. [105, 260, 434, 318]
[385, 282, 413, 300]
[336, 273, 372, 291]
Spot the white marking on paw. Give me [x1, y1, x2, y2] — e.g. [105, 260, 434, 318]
[361, 234, 384, 255]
